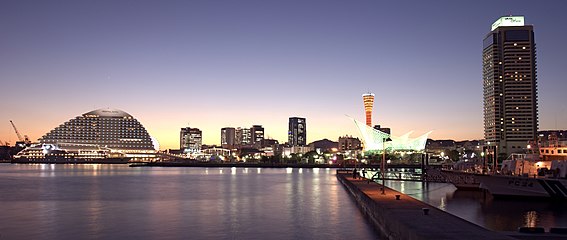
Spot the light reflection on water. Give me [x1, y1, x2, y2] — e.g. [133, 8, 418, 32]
[386, 180, 567, 231]
[0, 164, 377, 239]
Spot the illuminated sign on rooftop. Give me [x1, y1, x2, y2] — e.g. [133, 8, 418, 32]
[491, 16, 525, 31]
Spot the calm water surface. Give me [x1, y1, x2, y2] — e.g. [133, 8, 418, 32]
[0, 164, 377, 240]
[387, 180, 567, 231]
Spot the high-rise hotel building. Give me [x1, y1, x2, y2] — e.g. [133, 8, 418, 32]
[15, 108, 157, 162]
[483, 16, 538, 156]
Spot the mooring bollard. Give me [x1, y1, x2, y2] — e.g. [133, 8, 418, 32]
[422, 208, 430, 215]
[395, 195, 401, 200]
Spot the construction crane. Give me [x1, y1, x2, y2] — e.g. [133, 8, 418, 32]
[9, 120, 30, 145]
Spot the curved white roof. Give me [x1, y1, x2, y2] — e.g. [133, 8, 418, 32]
[83, 108, 132, 118]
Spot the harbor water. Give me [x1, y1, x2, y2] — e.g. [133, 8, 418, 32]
[4, 164, 567, 239]
[387, 180, 567, 231]
[0, 164, 377, 239]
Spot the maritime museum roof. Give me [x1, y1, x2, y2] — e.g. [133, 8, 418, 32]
[351, 118, 430, 152]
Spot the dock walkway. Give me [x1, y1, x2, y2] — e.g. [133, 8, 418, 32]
[337, 171, 514, 240]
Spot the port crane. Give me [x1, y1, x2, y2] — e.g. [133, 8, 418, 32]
[9, 120, 30, 145]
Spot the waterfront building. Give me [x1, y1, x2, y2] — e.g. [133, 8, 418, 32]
[235, 127, 252, 146]
[221, 127, 236, 149]
[201, 145, 232, 160]
[338, 136, 361, 151]
[538, 130, 567, 142]
[483, 16, 538, 156]
[288, 117, 306, 146]
[351, 117, 430, 153]
[282, 145, 313, 157]
[308, 139, 338, 152]
[259, 138, 280, 157]
[426, 140, 457, 151]
[362, 93, 375, 127]
[260, 138, 279, 149]
[537, 130, 567, 161]
[15, 108, 157, 162]
[251, 125, 264, 147]
[180, 127, 202, 153]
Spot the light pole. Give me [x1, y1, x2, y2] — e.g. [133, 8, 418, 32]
[481, 150, 486, 174]
[381, 137, 392, 194]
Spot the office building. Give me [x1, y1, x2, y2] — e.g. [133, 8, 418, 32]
[221, 127, 236, 149]
[288, 117, 306, 146]
[235, 127, 252, 146]
[483, 16, 538, 156]
[180, 127, 202, 153]
[251, 125, 264, 147]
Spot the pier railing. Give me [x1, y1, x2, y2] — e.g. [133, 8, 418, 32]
[354, 167, 482, 188]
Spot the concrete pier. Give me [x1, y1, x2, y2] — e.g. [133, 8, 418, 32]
[337, 171, 515, 240]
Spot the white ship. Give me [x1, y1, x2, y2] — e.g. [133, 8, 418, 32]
[478, 141, 567, 199]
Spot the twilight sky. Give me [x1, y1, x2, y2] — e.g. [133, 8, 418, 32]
[1, 0, 566, 150]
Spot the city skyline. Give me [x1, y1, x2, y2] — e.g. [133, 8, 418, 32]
[1, 1, 567, 150]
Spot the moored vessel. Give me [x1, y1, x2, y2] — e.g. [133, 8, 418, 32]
[12, 143, 131, 164]
[478, 143, 567, 199]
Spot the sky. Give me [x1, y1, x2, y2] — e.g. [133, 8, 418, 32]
[1, 0, 566, 150]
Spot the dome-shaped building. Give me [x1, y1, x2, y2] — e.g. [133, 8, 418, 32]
[14, 108, 157, 163]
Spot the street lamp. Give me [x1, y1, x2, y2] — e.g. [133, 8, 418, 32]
[381, 137, 392, 194]
[481, 151, 486, 174]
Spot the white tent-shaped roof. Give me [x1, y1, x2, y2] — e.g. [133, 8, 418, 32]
[351, 118, 430, 152]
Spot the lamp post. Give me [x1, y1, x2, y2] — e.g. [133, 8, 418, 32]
[381, 137, 392, 194]
[481, 150, 486, 174]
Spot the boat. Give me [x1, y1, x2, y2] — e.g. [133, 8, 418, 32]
[12, 143, 131, 164]
[477, 174, 567, 199]
[477, 142, 567, 199]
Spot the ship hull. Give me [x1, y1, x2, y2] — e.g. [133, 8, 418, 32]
[477, 175, 567, 199]
[11, 157, 130, 164]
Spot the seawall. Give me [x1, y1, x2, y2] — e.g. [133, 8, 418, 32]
[336, 171, 514, 240]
